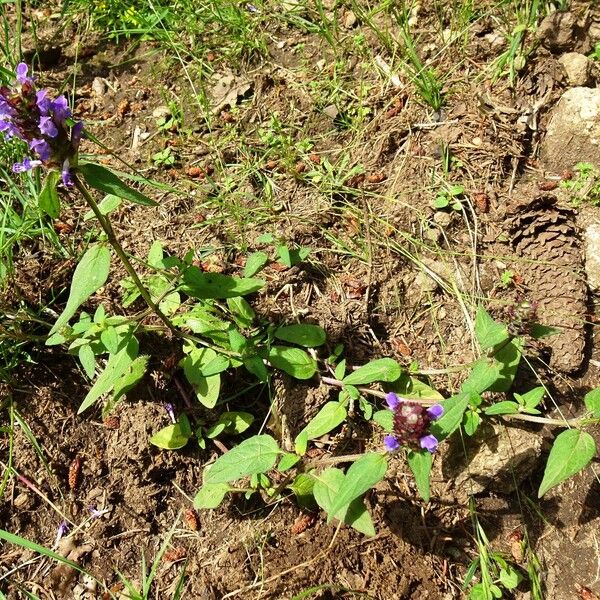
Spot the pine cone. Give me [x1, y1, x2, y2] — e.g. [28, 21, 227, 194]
[506, 191, 587, 372]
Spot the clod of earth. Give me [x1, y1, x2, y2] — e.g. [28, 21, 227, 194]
[506, 190, 587, 372]
[442, 422, 543, 496]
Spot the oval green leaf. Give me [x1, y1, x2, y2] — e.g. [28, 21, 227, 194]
[538, 429, 596, 497]
[193, 482, 231, 509]
[274, 324, 326, 347]
[268, 346, 317, 380]
[342, 358, 401, 385]
[204, 434, 280, 484]
[181, 267, 264, 299]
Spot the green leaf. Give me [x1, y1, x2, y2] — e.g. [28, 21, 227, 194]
[100, 326, 119, 354]
[205, 411, 254, 438]
[159, 291, 180, 316]
[193, 482, 231, 509]
[327, 453, 387, 519]
[78, 344, 96, 379]
[407, 450, 433, 502]
[294, 402, 347, 451]
[488, 338, 523, 392]
[484, 401, 519, 416]
[334, 358, 346, 381]
[78, 334, 138, 414]
[182, 347, 221, 408]
[391, 373, 444, 401]
[342, 358, 402, 385]
[313, 468, 376, 536]
[200, 355, 230, 377]
[463, 410, 481, 436]
[268, 346, 317, 379]
[461, 359, 500, 394]
[181, 267, 264, 299]
[498, 566, 522, 589]
[584, 388, 600, 417]
[274, 324, 326, 347]
[372, 409, 393, 431]
[38, 170, 60, 218]
[474, 307, 509, 351]
[429, 393, 470, 440]
[538, 429, 596, 497]
[226, 296, 255, 328]
[204, 435, 280, 484]
[277, 245, 310, 267]
[150, 415, 193, 450]
[48, 244, 111, 338]
[111, 355, 148, 405]
[278, 453, 301, 471]
[83, 194, 122, 221]
[516, 386, 545, 413]
[243, 355, 268, 382]
[244, 251, 269, 277]
[79, 162, 157, 206]
[288, 473, 317, 509]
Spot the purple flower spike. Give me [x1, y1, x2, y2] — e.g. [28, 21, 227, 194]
[39, 115, 58, 137]
[427, 404, 444, 420]
[71, 121, 84, 149]
[385, 392, 401, 411]
[419, 434, 439, 453]
[384, 434, 400, 452]
[15, 63, 33, 85]
[0, 118, 21, 138]
[13, 158, 42, 173]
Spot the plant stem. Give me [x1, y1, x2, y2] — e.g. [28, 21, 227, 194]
[73, 173, 177, 335]
[320, 375, 589, 428]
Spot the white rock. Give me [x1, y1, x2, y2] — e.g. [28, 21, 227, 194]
[584, 222, 600, 291]
[541, 87, 600, 173]
[558, 52, 592, 86]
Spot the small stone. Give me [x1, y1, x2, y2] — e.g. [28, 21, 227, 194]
[584, 223, 600, 291]
[323, 104, 339, 120]
[414, 271, 439, 294]
[91, 77, 106, 98]
[14, 492, 31, 509]
[433, 211, 452, 227]
[541, 87, 600, 173]
[152, 105, 171, 119]
[344, 10, 357, 28]
[558, 52, 592, 86]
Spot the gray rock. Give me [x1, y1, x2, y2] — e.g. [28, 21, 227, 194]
[558, 52, 592, 86]
[443, 423, 543, 495]
[540, 87, 600, 174]
[584, 222, 600, 291]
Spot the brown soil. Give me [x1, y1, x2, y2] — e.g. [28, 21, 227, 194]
[2, 1, 600, 599]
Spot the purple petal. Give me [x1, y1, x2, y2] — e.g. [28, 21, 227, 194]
[164, 402, 176, 423]
[50, 95, 71, 122]
[427, 404, 444, 420]
[0, 119, 21, 138]
[29, 138, 51, 161]
[15, 63, 31, 84]
[55, 520, 69, 545]
[39, 115, 58, 138]
[61, 160, 73, 187]
[12, 158, 42, 173]
[419, 434, 439, 453]
[384, 435, 400, 452]
[0, 97, 16, 118]
[36, 89, 51, 114]
[385, 392, 401, 411]
[71, 121, 84, 149]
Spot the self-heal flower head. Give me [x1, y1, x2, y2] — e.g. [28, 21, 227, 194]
[0, 63, 84, 181]
[383, 397, 444, 454]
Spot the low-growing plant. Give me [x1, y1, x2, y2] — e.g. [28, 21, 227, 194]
[560, 162, 600, 206]
[2, 60, 599, 597]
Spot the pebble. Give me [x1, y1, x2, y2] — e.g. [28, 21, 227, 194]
[558, 52, 593, 86]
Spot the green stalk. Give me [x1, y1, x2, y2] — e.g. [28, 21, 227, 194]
[72, 173, 177, 335]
